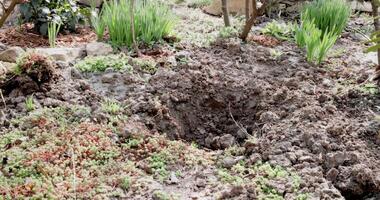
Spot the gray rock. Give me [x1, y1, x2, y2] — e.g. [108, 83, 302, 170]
[219, 134, 236, 149]
[222, 156, 237, 168]
[0, 47, 25, 63]
[33, 47, 85, 62]
[101, 73, 117, 83]
[86, 42, 113, 56]
[0, 43, 7, 51]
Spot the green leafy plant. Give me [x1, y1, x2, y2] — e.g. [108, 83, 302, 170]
[48, 22, 61, 47]
[294, 0, 348, 65]
[89, 2, 105, 41]
[261, 20, 294, 41]
[302, 0, 351, 36]
[25, 95, 35, 111]
[102, 0, 175, 47]
[121, 176, 131, 190]
[74, 54, 132, 72]
[219, 26, 239, 38]
[366, 30, 380, 53]
[101, 99, 122, 115]
[19, 0, 83, 35]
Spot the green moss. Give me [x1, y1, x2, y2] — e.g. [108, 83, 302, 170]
[75, 54, 132, 72]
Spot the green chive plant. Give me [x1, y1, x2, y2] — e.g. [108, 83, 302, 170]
[294, 0, 350, 64]
[101, 0, 175, 47]
[90, 10, 105, 41]
[25, 95, 35, 112]
[302, 0, 351, 36]
[48, 22, 61, 48]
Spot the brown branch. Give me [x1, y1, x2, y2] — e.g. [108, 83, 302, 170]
[240, 0, 268, 41]
[0, 1, 7, 12]
[0, 0, 22, 28]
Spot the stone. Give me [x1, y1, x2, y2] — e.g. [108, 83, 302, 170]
[86, 42, 113, 56]
[219, 134, 236, 149]
[0, 47, 25, 63]
[101, 73, 117, 84]
[33, 47, 86, 62]
[222, 156, 237, 169]
[0, 43, 7, 51]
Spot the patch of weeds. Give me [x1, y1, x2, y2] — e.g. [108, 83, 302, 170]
[101, 99, 122, 115]
[359, 83, 378, 95]
[262, 20, 294, 41]
[231, 161, 248, 175]
[254, 163, 289, 178]
[219, 26, 239, 38]
[251, 162, 308, 199]
[328, 48, 345, 58]
[188, 0, 212, 8]
[296, 193, 309, 200]
[0, 106, 139, 199]
[217, 168, 244, 185]
[149, 150, 171, 181]
[153, 190, 171, 200]
[224, 145, 245, 157]
[122, 138, 143, 149]
[190, 141, 199, 149]
[25, 95, 35, 112]
[133, 58, 157, 74]
[120, 176, 131, 190]
[270, 49, 283, 60]
[75, 54, 132, 72]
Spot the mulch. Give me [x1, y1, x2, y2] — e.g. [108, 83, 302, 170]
[0, 24, 97, 48]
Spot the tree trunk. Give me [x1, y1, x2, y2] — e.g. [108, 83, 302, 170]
[372, 0, 380, 65]
[240, 0, 257, 41]
[0, 0, 21, 28]
[221, 0, 230, 27]
[245, 0, 249, 21]
[130, 0, 140, 56]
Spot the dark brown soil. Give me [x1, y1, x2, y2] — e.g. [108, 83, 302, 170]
[0, 24, 97, 48]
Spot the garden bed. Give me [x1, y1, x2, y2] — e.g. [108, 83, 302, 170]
[0, 1, 380, 200]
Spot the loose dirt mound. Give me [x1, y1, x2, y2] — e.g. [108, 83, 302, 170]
[116, 40, 380, 199]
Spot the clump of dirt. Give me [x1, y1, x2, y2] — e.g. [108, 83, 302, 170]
[0, 53, 56, 95]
